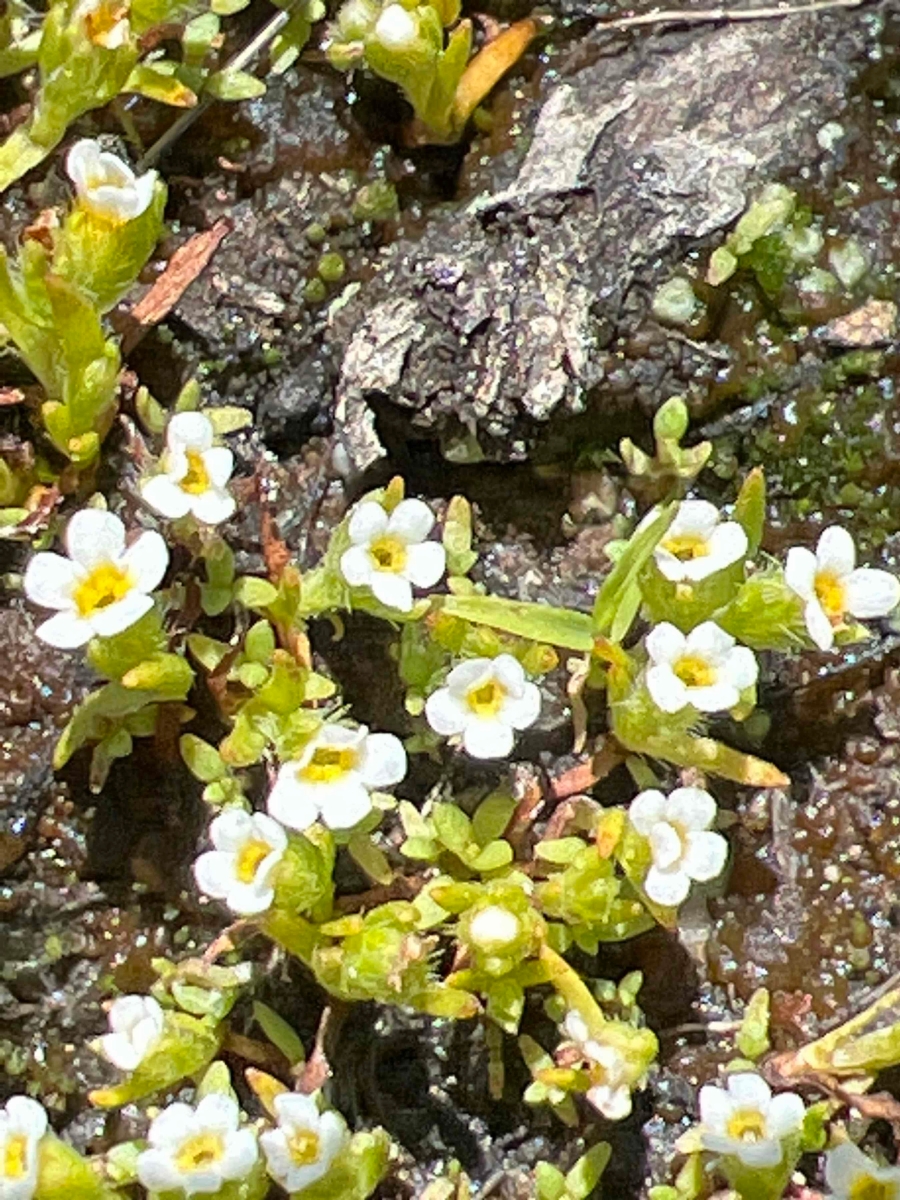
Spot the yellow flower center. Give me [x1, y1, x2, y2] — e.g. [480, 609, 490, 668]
[815, 570, 846, 622]
[726, 1108, 767, 1143]
[368, 536, 407, 573]
[850, 1177, 896, 1200]
[235, 839, 272, 884]
[662, 533, 710, 562]
[288, 1129, 320, 1167]
[174, 1132, 226, 1173]
[466, 679, 506, 718]
[4, 1135, 29, 1180]
[673, 655, 715, 689]
[73, 562, 132, 617]
[181, 451, 211, 496]
[300, 745, 357, 784]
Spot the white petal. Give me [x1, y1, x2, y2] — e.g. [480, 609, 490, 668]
[725, 645, 758, 690]
[655, 547, 691, 582]
[310, 724, 367, 753]
[65, 508, 125, 568]
[646, 665, 689, 713]
[446, 658, 494, 694]
[586, 1083, 632, 1121]
[628, 790, 668, 836]
[785, 546, 818, 603]
[644, 864, 690, 907]
[141, 474, 194, 519]
[340, 545, 375, 587]
[99, 1032, 142, 1070]
[131, 169, 156, 217]
[224, 880, 275, 916]
[824, 1142, 872, 1194]
[137, 1149, 182, 1193]
[66, 139, 100, 194]
[317, 777, 372, 829]
[645, 622, 686, 666]
[669, 499, 720, 539]
[425, 688, 468, 736]
[108, 994, 156, 1034]
[805, 598, 835, 650]
[563, 1011, 590, 1045]
[4, 1098, 47, 1140]
[502, 682, 541, 731]
[370, 571, 414, 612]
[492, 653, 526, 693]
[129, 1013, 164, 1062]
[220, 1128, 258, 1181]
[191, 488, 236, 526]
[403, 541, 446, 589]
[148, 1103, 195, 1147]
[682, 830, 728, 882]
[209, 808, 255, 852]
[87, 591, 153, 638]
[648, 821, 682, 870]
[195, 1094, 240, 1134]
[266, 771, 319, 832]
[387, 497, 435, 543]
[356, 732, 407, 789]
[316, 1111, 349, 1168]
[120, 530, 168, 592]
[698, 1084, 734, 1135]
[347, 501, 388, 545]
[23, 553, 78, 610]
[35, 610, 93, 648]
[167, 412, 214, 453]
[202, 447, 234, 488]
[765, 1091, 805, 1139]
[704, 521, 748, 572]
[726, 1072, 771, 1108]
[251, 813, 288, 852]
[735, 1139, 783, 1169]
[462, 719, 515, 760]
[685, 620, 735, 664]
[259, 1129, 291, 1186]
[273, 1092, 320, 1129]
[816, 525, 855, 577]
[686, 681, 739, 713]
[194, 851, 237, 900]
[666, 787, 716, 832]
[845, 568, 900, 619]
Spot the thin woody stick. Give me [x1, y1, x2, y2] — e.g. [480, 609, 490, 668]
[595, 0, 864, 31]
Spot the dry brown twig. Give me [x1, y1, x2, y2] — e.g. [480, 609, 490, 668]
[596, 0, 864, 32]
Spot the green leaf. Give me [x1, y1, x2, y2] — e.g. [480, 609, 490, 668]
[121, 653, 194, 694]
[252, 1001, 305, 1066]
[593, 502, 676, 638]
[89, 727, 133, 792]
[469, 841, 513, 873]
[734, 467, 766, 556]
[348, 832, 393, 884]
[565, 1143, 611, 1200]
[54, 681, 184, 769]
[205, 67, 266, 100]
[432, 803, 472, 855]
[180, 734, 228, 782]
[736, 987, 770, 1061]
[535, 1163, 567, 1200]
[37, 1133, 119, 1200]
[123, 62, 197, 106]
[471, 792, 516, 845]
[440, 594, 593, 652]
[234, 576, 279, 609]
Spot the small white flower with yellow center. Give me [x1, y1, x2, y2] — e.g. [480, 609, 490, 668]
[628, 787, 728, 907]
[654, 500, 748, 583]
[267, 724, 407, 832]
[193, 809, 287, 916]
[66, 138, 155, 222]
[72, 0, 131, 48]
[339, 498, 446, 613]
[141, 413, 236, 526]
[23, 508, 168, 648]
[785, 526, 900, 652]
[136, 1094, 258, 1197]
[698, 1073, 804, 1168]
[425, 654, 541, 759]
[0, 1096, 47, 1200]
[825, 1142, 900, 1200]
[99, 994, 165, 1071]
[260, 1092, 348, 1195]
[373, 3, 418, 49]
[562, 1012, 633, 1121]
[645, 621, 757, 715]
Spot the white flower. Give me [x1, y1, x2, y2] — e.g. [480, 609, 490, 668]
[73, 0, 130, 47]
[0, 1097, 47, 1200]
[373, 3, 417, 49]
[260, 1092, 348, 1194]
[339, 498, 445, 613]
[137, 1094, 258, 1197]
[654, 500, 748, 583]
[785, 526, 900, 652]
[99, 994, 165, 1071]
[825, 1141, 900, 1200]
[23, 508, 168, 648]
[645, 621, 757, 715]
[267, 724, 407, 832]
[562, 1012, 633, 1121]
[194, 809, 287, 916]
[698, 1073, 805, 1168]
[425, 654, 541, 759]
[468, 905, 520, 949]
[628, 787, 728, 907]
[141, 413, 236, 526]
[66, 139, 155, 222]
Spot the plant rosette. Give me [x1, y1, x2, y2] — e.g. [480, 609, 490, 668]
[425, 653, 541, 758]
[267, 724, 407, 832]
[784, 525, 900, 651]
[141, 412, 236, 526]
[23, 508, 168, 648]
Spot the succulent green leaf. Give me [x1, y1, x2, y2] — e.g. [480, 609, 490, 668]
[440, 594, 593, 652]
